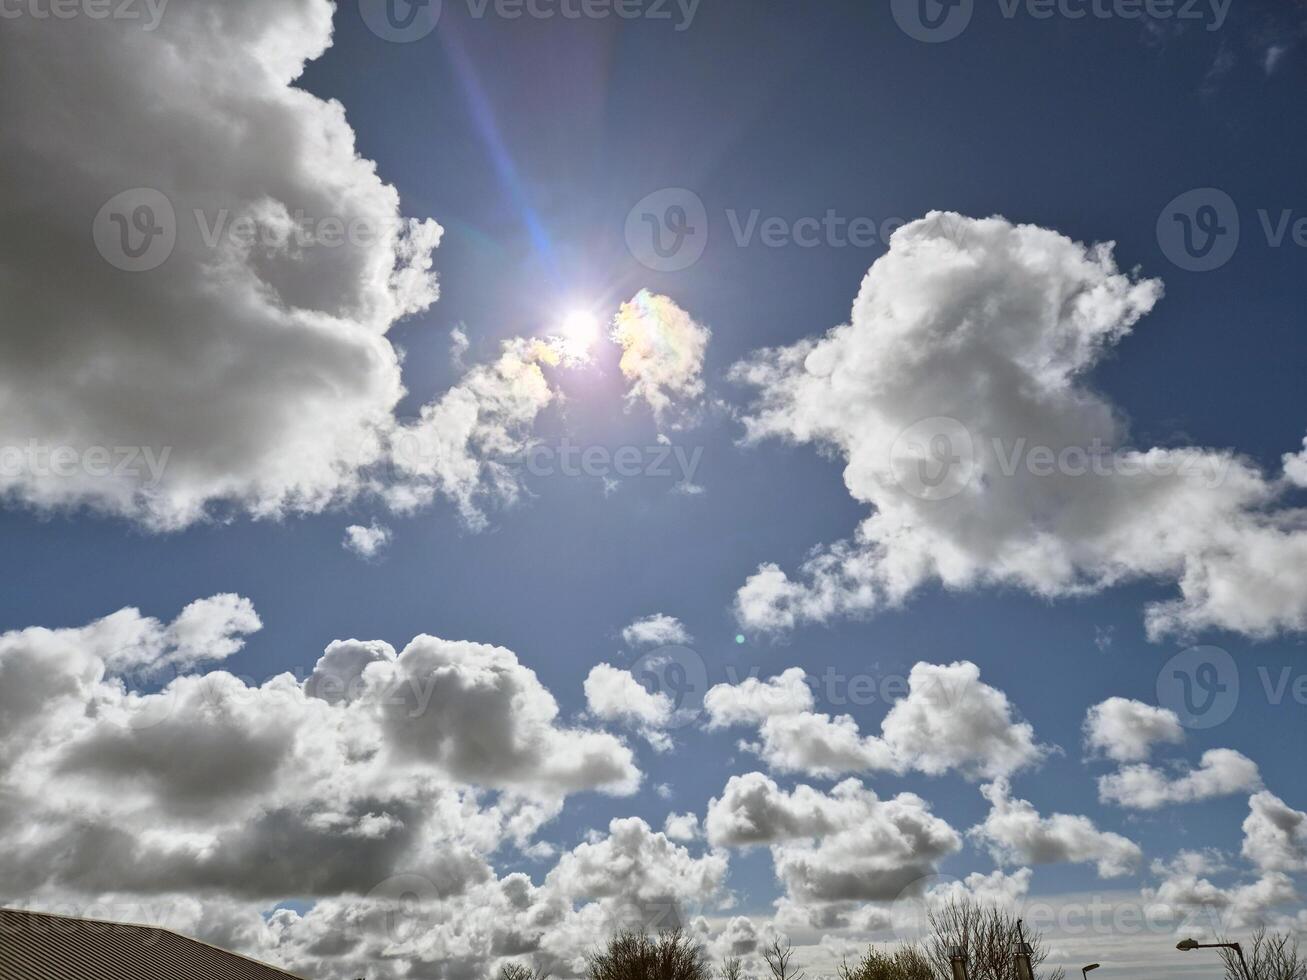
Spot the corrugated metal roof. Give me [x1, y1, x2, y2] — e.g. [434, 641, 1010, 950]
[0, 908, 312, 980]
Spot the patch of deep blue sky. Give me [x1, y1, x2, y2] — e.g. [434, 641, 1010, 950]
[4, 0, 1307, 910]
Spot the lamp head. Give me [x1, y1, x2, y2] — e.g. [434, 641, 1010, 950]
[1177, 939, 1200, 951]
[1083, 965, 1100, 973]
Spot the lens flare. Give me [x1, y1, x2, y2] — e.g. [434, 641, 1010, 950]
[556, 308, 601, 360]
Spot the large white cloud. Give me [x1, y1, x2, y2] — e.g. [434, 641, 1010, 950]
[0, 597, 640, 915]
[3, 597, 1291, 979]
[731, 212, 1307, 641]
[546, 816, 727, 916]
[250, 817, 727, 980]
[0, 0, 596, 534]
[364, 636, 641, 796]
[0, 594, 260, 768]
[1243, 791, 1307, 873]
[925, 867, 1033, 911]
[705, 772, 960, 904]
[972, 780, 1141, 878]
[1145, 870, 1297, 933]
[0, 0, 446, 528]
[1098, 748, 1261, 810]
[110, 817, 726, 980]
[878, 662, 1045, 780]
[704, 661, 1044, 781]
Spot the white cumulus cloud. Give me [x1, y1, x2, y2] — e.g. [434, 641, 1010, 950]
[1243, 791, 1307, 873]
[1084, 697, 1185, 763]
[343, 522, 393, 559]
[731, 212, 1307, 641]
[621, 614, 693, 648]
[611, 291, 711, 428]
[705, 772, 960, 904]
[584, 663, 675, 751]
[972, 780, 1141, 878]
[0, 0, 442, 529]
[704, 661, 1045, 782]
[1098, 748, 1261, 810]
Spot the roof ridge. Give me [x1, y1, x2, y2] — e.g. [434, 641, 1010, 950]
[0, 907, 313, 980]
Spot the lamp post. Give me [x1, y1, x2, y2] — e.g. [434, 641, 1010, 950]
[1082, 963, 1100, 980]
[949, 945, 969, 980]
[1177, 938, 1252, 980]
[1014, 920, 1035, 980]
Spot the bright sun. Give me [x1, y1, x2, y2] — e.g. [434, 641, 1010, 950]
[557, 308, 602, 358]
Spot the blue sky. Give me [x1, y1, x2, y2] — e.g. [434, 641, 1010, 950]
[2, 1, 1307, 978]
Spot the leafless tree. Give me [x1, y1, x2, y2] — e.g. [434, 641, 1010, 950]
[586, 929, 711, 980]
[719, 956, 746, 980]
[926, 900, 1063, 980]
[1220, 929, 1307, 980]
[499, 963, 550, 980]
[838, 944, 934, 980]
[762, 937, 804, 980]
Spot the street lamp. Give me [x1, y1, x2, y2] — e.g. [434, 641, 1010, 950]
[1177, 938, 1251, 980]
[1082, 963, 1100, 980]
[949, 945, 969, 980]
[1014, 920, 1035, 980]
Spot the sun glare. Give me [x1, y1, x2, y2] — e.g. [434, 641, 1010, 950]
[557, 308, 602, 359]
